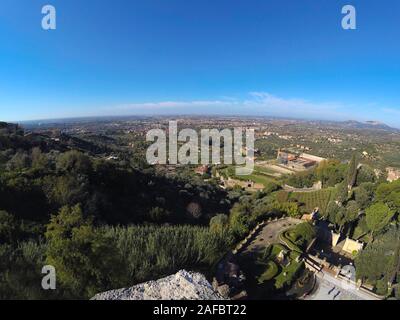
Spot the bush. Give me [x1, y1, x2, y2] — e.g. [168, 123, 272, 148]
[395, 286, 400, 300]
[0, 241, 50, 300]
[45, 205, 123, 299]
[355, 228, 400, 284]
[210, 214, 229, 233]
[376, 279, 388, 296]
[147, 207, 170, 223]
[264, 182, 281, 194]
[274, 260, 304, 290]
[257, 261, 279, 283]
[102, 224, 234, 287]
[283, 223, 316, 252]
[0, 210, 16, 243]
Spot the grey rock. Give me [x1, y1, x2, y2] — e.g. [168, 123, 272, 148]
[91, 270, 226, 300]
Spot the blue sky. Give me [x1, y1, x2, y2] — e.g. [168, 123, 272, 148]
[0, 0, 400, 127]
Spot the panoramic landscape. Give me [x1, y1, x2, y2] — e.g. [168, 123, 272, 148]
[1, 116, 400, 300]
[1, 0, 400, 305]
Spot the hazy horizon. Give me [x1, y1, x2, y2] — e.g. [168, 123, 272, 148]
[11, 112, 399, 130]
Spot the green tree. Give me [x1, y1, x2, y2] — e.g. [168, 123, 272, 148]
[355, 228, 400, 287]
[316, 160, 347, 187]
[376, 180, 400, 213]
[147, 207, 170, 223]
[0, 210, 16, 243]
[210, 214, 229, 233]
[376, 279, 389, 296]
[324, 200, 356, 232]
[45, 205, 123, 298]
[366, 203, 395, 238]
[345, 200, 360, 225]
[263, 181, 281, 194]
[355, 165, 376, 185]
[278, 201, 300, 217]
[334, 207, 347, 232]
[31, 147, 48, 170]
[284, 170, 315, 188]
[325, 201, 338, 221]
[56, 150, 92, 175]
[7, 151, 30, 171]
[347, 154, 358, 190]
[336, 181, 349, 204]
[46, 174, 90, 207]
[286, 222, 316, 250]
[0, 241, 51, 300]
[229, 200, 254, 238]
[354, 182, 375, 209]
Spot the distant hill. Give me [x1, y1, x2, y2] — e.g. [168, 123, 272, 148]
[0, 121, 21, 133]
[341, 120, 397, 131]
[0, 121, 111, 155]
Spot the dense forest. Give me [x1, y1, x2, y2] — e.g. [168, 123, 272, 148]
[0, 123, 235, 299]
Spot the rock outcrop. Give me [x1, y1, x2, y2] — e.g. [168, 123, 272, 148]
[91, 270, 225, 300]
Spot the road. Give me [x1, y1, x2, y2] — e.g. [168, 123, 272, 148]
[306, 272, 380, 300]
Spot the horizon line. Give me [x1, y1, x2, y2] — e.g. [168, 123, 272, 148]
[7, 114, 399, 130]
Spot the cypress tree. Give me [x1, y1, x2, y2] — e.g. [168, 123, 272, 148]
[347, 154, 358, 190]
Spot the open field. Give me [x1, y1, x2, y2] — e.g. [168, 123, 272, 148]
[255, 161, 295, 176]
[219, 165, 278, 187]
[238, 173, 276, 186]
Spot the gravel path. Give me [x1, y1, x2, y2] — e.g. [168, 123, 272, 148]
[243, 217, 303, 254]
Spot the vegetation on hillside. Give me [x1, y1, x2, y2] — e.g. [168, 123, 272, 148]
[1, 121, 400, 299]
[0, 124, 235, 299]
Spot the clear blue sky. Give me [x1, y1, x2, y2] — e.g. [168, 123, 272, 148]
[1, 0, 400, 127]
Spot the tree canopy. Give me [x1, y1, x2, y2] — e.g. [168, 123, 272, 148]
[366, 203, 395, 237]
